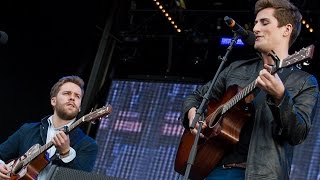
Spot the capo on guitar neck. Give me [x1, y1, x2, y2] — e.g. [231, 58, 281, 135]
[63, 126, 69, 134]
[267, 50, 281, 73]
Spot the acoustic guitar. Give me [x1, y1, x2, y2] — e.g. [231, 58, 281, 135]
[174, 45, 315, 180]
[6, 105, 112, 180]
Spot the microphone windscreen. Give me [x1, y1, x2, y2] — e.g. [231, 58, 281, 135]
[243, 31, 256, 46]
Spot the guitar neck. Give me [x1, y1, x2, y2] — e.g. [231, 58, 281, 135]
[222, 80, 257, 114]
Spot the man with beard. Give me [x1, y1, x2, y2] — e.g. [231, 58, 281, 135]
[0, 75, 98, 180]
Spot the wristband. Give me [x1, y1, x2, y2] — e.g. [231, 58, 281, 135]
[59, 149, 70, 159]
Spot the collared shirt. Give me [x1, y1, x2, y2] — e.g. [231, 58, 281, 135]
[37, 115, 76, 180]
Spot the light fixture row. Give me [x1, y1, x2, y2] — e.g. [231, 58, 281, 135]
[301, 19, 314, 33]
[153, 0, 182, 33]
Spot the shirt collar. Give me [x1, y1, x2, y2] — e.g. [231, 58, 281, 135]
[47, 115, 75, 131]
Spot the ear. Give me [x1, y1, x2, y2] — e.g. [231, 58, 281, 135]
[283, 24, 293, 37]
[51, 97, 56, 106]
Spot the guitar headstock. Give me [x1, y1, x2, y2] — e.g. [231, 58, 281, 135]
[279, 44, 315, 68]
[83, 105, 112, 123]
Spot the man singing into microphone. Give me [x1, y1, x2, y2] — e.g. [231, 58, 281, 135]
[181, 0, 319, 179]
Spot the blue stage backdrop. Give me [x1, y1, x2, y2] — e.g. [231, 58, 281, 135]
[93, 80, 320, 180]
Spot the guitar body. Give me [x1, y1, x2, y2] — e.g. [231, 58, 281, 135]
[174, 85, 253, 180]
[22, 151, 50, 180]
[8, 144, 50, 180]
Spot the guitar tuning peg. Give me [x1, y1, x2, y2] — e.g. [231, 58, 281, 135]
[303, 61, 310, 66]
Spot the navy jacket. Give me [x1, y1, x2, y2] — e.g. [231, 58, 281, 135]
[0, 115, 98, 172]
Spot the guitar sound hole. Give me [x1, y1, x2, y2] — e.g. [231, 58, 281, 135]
[207, 106, 223, 128]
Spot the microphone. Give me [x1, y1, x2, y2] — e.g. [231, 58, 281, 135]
[224, 16, 255, 46]
[0, 31, 8, 45]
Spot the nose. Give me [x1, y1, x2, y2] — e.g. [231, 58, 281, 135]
[69, 95, 76, 101]
[253, 23, 260, 35]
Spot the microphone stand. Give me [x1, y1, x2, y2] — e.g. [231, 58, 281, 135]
[183, 34, 240, 180]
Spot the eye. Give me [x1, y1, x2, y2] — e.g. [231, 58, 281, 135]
[261, 20, 270, 26]
[75, 94, 81, 99]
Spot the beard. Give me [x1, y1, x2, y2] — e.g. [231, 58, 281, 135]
[55, 103, 79, 120]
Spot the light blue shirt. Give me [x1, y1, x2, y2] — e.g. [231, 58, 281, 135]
[37, 115, 77, 180]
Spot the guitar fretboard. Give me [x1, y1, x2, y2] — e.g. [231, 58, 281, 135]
[222, 80, 256, 114]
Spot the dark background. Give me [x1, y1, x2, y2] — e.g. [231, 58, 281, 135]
[0, 0, 99, 141]
[0, 0, 319, 142]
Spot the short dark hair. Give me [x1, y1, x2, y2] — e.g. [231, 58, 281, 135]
[50, 75, 85, 98]
[255, 0, 302, 47]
